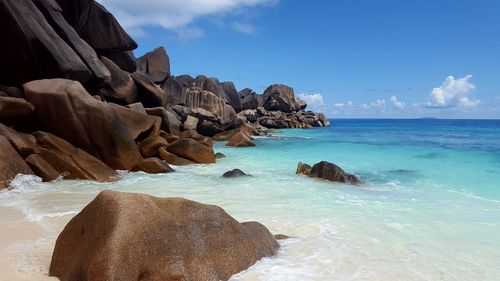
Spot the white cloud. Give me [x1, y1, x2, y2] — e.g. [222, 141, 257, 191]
[298, 93, 324, 107]
[97, 0, 276, 38]
[390, 96, 406, 109]
[370, 99, 387, 109]
[426, 75, 480, 108]
[334, 101, 353, 108]
[176, 26, 204, 42]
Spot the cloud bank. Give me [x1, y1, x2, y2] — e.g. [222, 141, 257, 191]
[97, 0, 277, 38]
[426, 75, 480, 108]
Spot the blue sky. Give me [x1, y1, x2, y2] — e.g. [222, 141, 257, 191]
[99, 0, 500, 118]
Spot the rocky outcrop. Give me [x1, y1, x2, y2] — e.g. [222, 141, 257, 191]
[131, 72, 165, 107]
[50, 190, 279, 281]
[0, 123, 39, 157]
[184, 88, 237, 125]
[23, 79, 159, 170]
[297, 161, 361, 185]
[145, 107, 182, 135]
[158, 147, 194, 166]
[0, 136, 33, 189]
[132, 158, 174, 174]
[25, 154, 60, 182]
[137, 47, 170, 84]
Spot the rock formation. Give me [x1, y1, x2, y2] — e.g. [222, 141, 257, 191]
[297, 161, 361, 185]
[49, 190, 279, 281]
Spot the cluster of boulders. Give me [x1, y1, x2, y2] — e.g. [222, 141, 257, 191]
[297, 161, 362, 185]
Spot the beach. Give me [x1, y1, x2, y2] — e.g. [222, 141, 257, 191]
[2, 119, 499, 280]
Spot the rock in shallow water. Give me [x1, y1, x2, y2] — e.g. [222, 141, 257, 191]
[297, 161, 361, 185]
[222, 169, 247, 178]
[50, 190, 279, 281]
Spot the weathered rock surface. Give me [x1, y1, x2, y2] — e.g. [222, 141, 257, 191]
[0, 136, 33, 189]
[215, 152, 226, 159]
[132, 158, 174, 174]
[131, 72, 165, 107]
[49, 190, 279, 281]
[167, 138, 215, 164]
[25, 154, 60, 182]
[226, 131, 256, 147]
[137, 47, 170, 84]
[34, 132, 118, 182]
[184, 88, 237, 125]
[223, 169, 247, 178]
[297, 161, 361, 185]
[138, 136, 169, 158]
[145, 107, 182, 135]
[23, 79, 158, 170]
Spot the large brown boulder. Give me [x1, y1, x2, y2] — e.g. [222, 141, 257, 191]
[158, 147, 194, 166]
[304, 161, 361, 185]
[34, 132, 118, 182]
[0, 0, 91, 85]
[0, 135, 33, 189]
[161, 76, 185, 105]
[23, 79, 159, 170]
[49, 190, 279, 281]
[137, 47, 170, 84]
[226, 131, 256, 147]
[167, 138, 215, 164]
[263, 84, 301, 113]
[131, 158, 174, 174]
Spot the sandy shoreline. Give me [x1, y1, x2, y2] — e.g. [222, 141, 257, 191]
[0, 206, 62, 281]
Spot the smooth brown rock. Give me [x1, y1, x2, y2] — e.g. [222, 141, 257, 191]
[213, 128, 242, 141]
[160, 131, 179, 143]
[25, 153, 60, 181]
[0, 123, 39, 157]
[239, 88, 263, 110]
[167, 138, 215, 164]
[308, 161, 361, 185]
[197, 120, 224, 137]
[104, 50, 137, 73]
[0, 97, 35, 122]
[158, 147, 194, 166]
[138, 136, 169, 158]
[34, 132, 117, 182]
[184, 88, 237, 125]
[226, 131, 256, 147]
[137, 47, 170, 84]
[132, 158, 174, 174]
[49, 190, 279, 281]
[23, 79, 157, 170]
[126, 102, 146, 114]
[0, 136, 34, 189]
[100, 56, 138, 104]
[221, 81, 242, 112]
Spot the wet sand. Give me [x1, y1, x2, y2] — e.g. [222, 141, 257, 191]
[0, 206, 61, 281]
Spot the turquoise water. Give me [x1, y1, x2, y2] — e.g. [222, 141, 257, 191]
[1, 119, 500, 280]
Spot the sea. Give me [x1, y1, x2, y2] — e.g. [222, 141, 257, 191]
[1, 119, 499, 280]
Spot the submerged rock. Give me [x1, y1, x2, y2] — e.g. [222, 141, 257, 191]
[50, 190, 279, 281]
[215, 152, 226, 159]
[222, 169, 247, 178]
[296, 162, 312, 176]
[226, 131, 256, 147]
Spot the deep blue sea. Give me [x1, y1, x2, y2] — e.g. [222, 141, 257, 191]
[1, 119, 499, 280]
